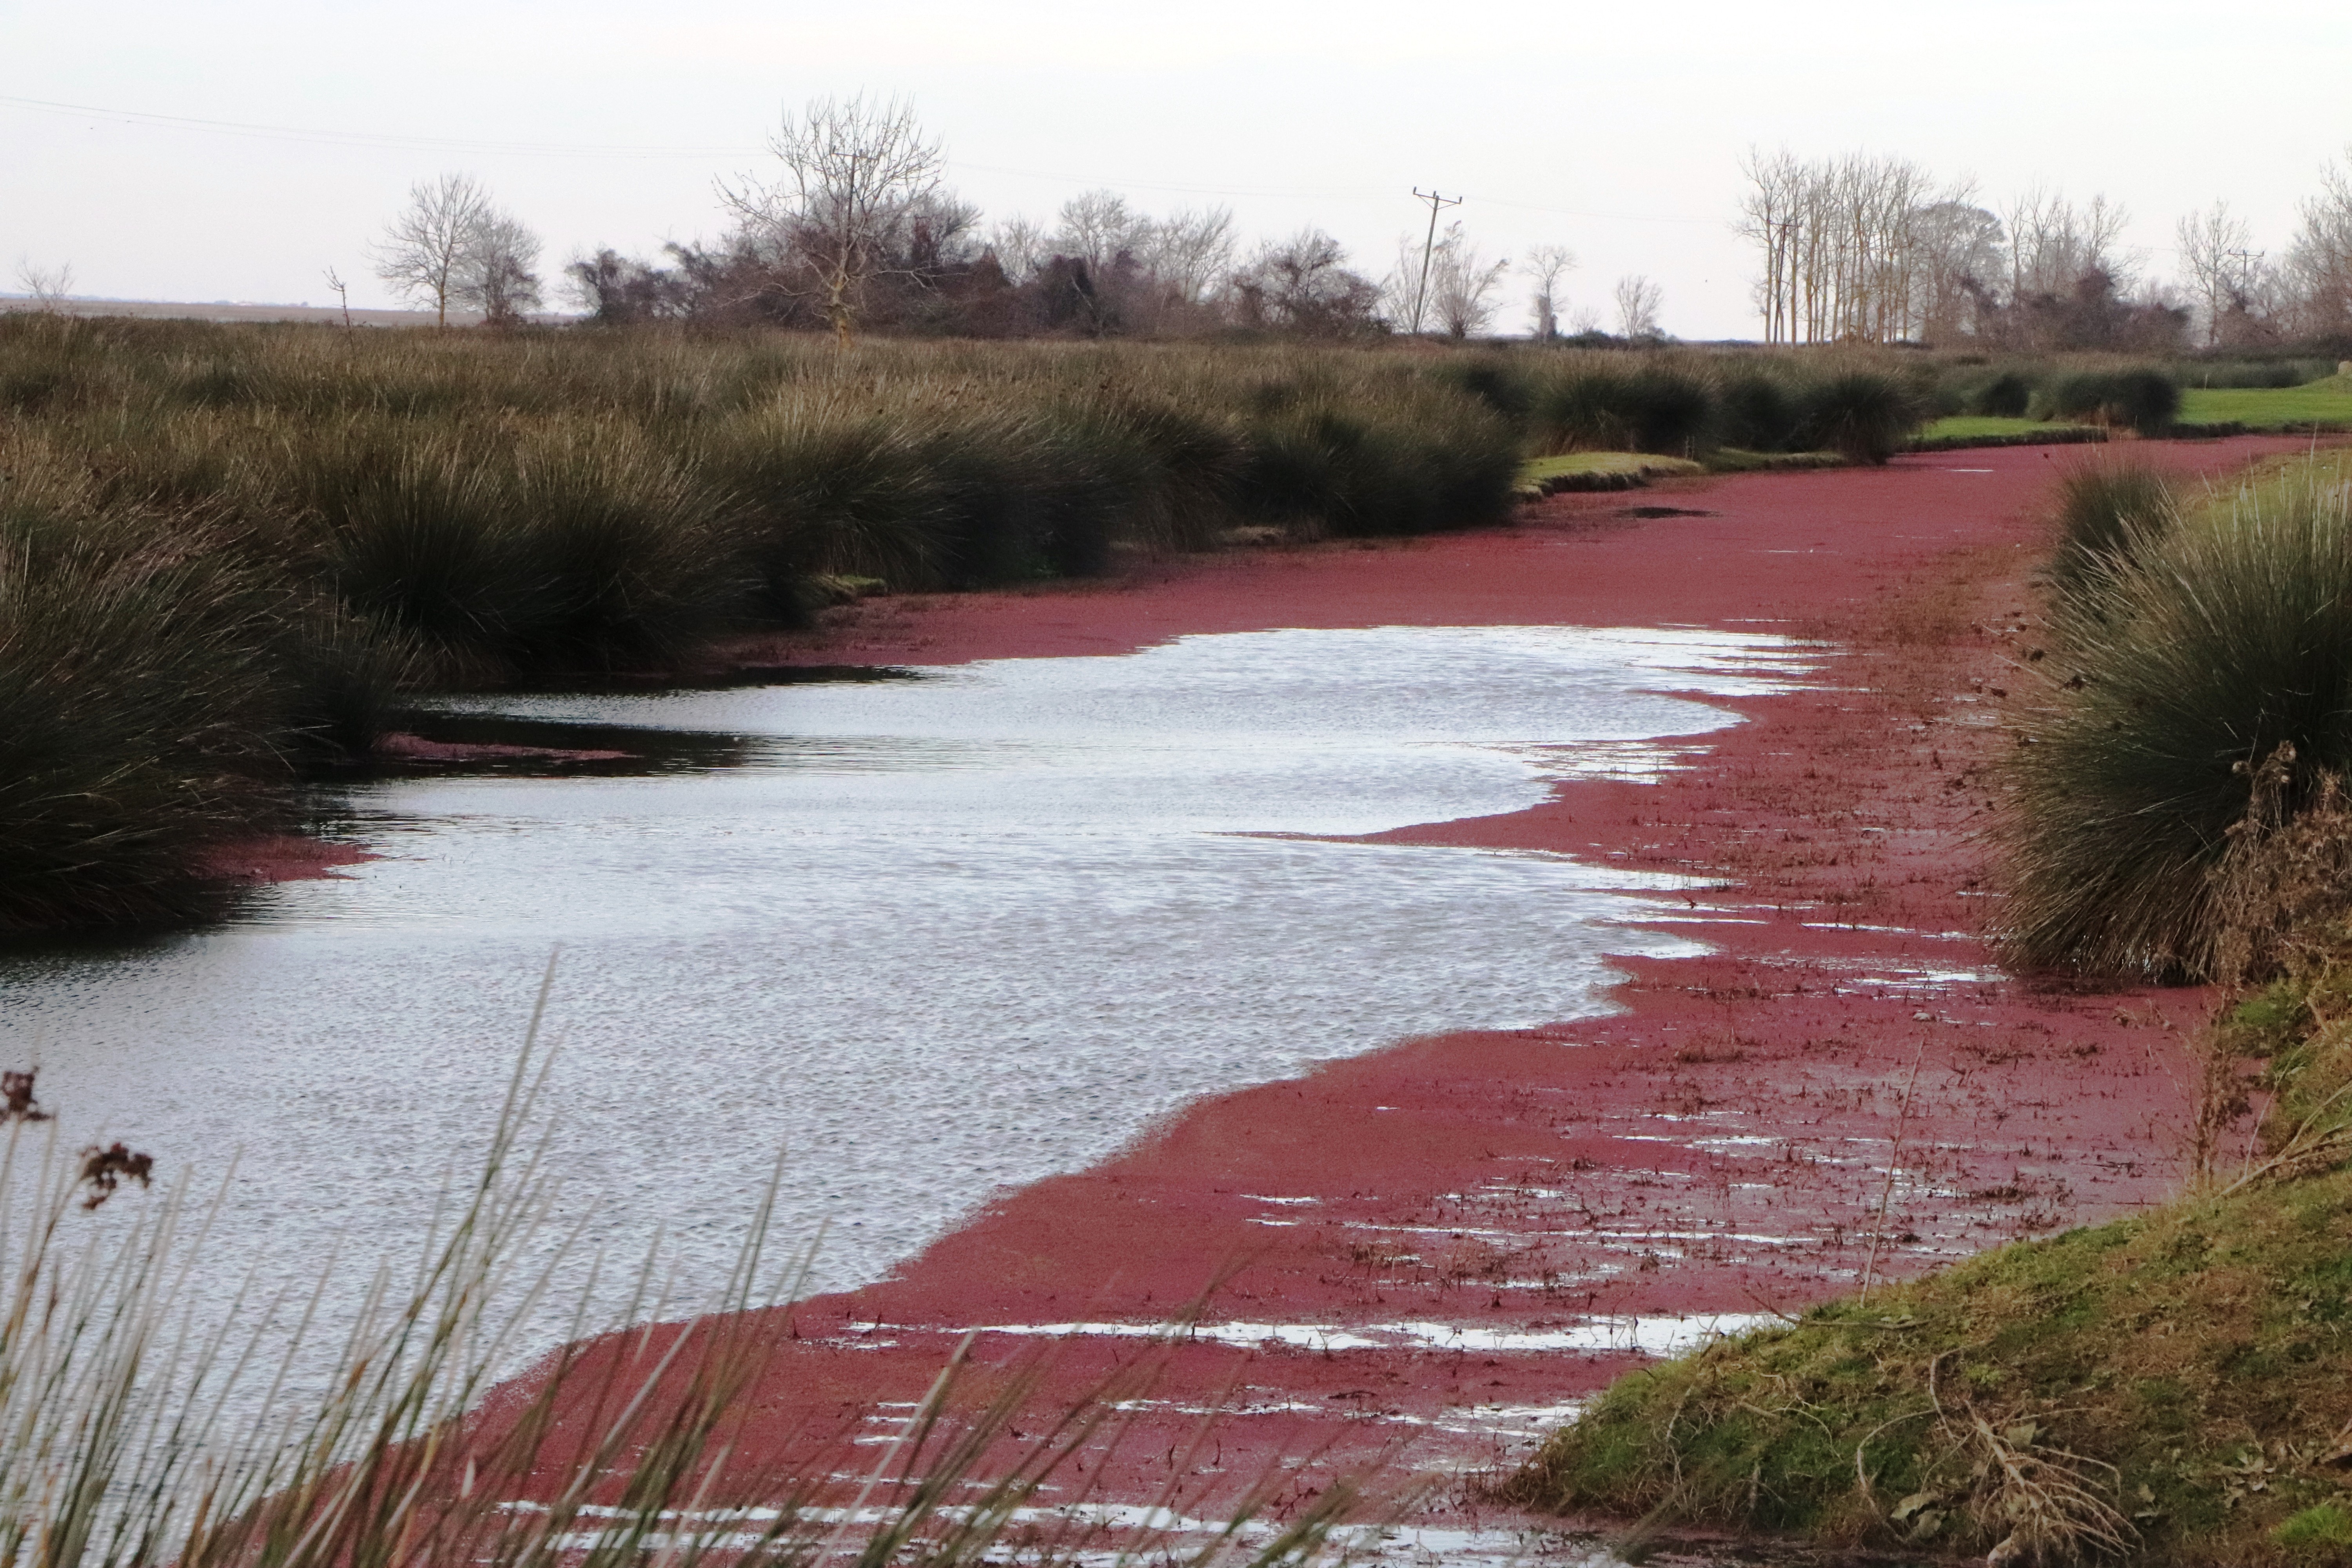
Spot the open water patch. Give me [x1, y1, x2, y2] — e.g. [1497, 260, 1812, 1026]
[1, 623, 1807, 1401]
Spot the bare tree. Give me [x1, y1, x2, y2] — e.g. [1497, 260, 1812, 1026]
[1425, 223, 1508, 338]
[984, 216, 1047, 283]
[1735, 147, 1804, 343]
[373, 173, 494, 327]
[458, 212, 543, 327]
[1379, 235, 1426, 328]
[322, 265, 354, 329]
[1735, 149, 1974, 344]
[1140, 207, 1237, 305]
[720, 94, 947, 343]
[1231, 229, 1382, 336]
[1735, 149, 2170, 348]
[1523, 243, 1576, 339]
[14, 260, 75, 312]
[2284, 151, 2352, 339]
[562, 250, 677, 324]
[1613, 274, 1664, 339]
[1909, 198, 2003, 341]
[1051, 190, 1150, 273]
[2176, 201, 2256, 346]
[2005, 188, 2132, 300]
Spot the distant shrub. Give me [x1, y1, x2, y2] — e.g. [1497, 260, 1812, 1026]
[1715, 372, 1799, 452]
[1970, 370, 2037, 418]
[2043, 368, 2180, 435]
[1530, 363, 1640, 451]
[1436, 358, 1535, 420]
[1530, 361, 1713, 455]
[499, 425, 746, 667]
[1237, 389, 1516, 538]
[1790, 370, 1922, 465]
[704, 401, 951, 614]
[277, 604, 420, 759]
[1622, 365, 1715, 453]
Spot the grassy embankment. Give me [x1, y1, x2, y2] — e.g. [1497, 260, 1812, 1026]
[0, 317, 1925, 936]
[1507, 451, 2352, 1566]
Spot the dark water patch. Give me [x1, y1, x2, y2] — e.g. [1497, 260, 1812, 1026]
[1615, 506, 1718, 519]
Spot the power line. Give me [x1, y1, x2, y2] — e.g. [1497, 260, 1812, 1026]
[944, 157, 1390, 203]
[1457, 190, 1722, 227]
[0, 91, 1733, 228]
[0, 93, 755, 158]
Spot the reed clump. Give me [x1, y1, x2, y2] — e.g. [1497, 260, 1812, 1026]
[2003, 461, 2352, 979]
[2043, 457, 2177, 611]
[1968, 368, 2040, 417]
[0, 448, 392, 932]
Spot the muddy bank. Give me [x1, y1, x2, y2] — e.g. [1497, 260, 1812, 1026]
[493, 439, 2316, 1537]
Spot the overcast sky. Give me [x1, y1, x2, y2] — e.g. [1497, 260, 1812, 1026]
[4, 0, 2348, 338]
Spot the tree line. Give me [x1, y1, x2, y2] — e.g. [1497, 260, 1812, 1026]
[368, 97, 1666, 343]
[1735, 147, 2352, 352]
[369, 97, 2352, 353]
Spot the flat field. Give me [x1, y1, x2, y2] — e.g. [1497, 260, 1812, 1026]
[2180, 374, 2352, 428]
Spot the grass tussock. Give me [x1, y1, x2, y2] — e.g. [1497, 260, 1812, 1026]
[2003, 461, 2352, 980]
[2044, 458, 2178, 610]
[0, 452, 411, 931]
[0, 987, 1363, 1568]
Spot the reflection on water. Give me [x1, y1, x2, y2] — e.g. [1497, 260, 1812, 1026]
[0, 624, 1806, 1404]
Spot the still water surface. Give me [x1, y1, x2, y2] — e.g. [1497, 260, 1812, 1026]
[2, 623, 1805, 1391]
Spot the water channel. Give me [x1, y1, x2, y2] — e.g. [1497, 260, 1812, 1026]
[2, 622, 1807, 1405]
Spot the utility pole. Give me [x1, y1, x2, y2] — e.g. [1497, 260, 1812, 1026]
[1410, 188, 1463, 335]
